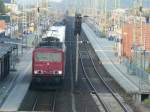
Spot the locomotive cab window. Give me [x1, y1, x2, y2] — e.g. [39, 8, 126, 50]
[35, 53, 62, 62]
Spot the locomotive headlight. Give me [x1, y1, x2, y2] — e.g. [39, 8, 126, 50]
[58, 71, 62, 74]
[34, 70, 38, 74]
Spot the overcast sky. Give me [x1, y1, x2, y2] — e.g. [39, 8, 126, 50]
[17, 0, 63, 4]
[16, 0, 150, 9]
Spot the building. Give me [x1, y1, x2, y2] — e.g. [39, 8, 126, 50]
[122, 22, 150, 58]
[4, 0, 17, 4]
[4, 0, 11, 4]
[0, 37, 19, 78]
[4, 0, 18, 13]
[0, 20, 6, 30]
[0, 43, 13, 80]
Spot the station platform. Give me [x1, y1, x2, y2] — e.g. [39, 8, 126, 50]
[0, 34, 35, 111]
[0, 48, 32, 111]
[82, 23, 150, 96]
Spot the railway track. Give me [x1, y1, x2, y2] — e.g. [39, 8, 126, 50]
[31, 91, 56, 111]
[79, 33, 132, 112]
[19, 90, 56, 111]
[19, 17, 75, 112]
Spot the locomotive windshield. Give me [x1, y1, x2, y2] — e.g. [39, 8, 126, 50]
[35, 53, 62, 62]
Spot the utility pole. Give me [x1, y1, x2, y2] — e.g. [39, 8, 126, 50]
[75, 34, 79, 84]
[36, 0, 40, 46]
[10, 0, 14, 39]
[139, 1, 144, 72]
[76, 0, 81, 14]
[133, 0, 144, 91]
[21, 1, 26, 54]
[75, 14, 82, 84]
[99, 0, 107, 33]
[114, 0, 120, 9]
[94, 0, 97, 19]
[104, 0, 107, 34]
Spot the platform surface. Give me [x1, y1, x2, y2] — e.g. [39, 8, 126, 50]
[82, 23, 150, 94]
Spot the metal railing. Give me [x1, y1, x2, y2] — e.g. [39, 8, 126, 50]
[124, 57, 150, 92]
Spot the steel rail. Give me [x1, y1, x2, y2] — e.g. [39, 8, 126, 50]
[87, 48, 130, 112]
[50, 92, 56, 112]
[79, 51, 111, 112]
[80, 33, 130, 112]
[32, 96, 38, 111]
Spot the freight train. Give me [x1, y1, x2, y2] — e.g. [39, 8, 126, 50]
[32, 21, 66, 84]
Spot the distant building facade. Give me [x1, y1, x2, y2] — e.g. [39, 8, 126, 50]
[4, 0, 11, 4]
[4, 0, 16, 4]
[122, 22, 150, 58]
[4, 0, 18, 13]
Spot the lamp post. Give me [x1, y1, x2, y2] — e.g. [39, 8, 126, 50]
[36, 0, 40, 46]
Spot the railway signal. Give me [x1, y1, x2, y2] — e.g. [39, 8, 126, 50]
[74, 13, 82, 36]
[74, 13, 82, 84]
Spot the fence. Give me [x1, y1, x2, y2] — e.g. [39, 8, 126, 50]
[124, 52, 150, 92]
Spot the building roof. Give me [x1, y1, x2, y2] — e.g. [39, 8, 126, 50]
[0, 37, 20, 58]
[0, 43, 11, 58]
[0, 37, 20, 49]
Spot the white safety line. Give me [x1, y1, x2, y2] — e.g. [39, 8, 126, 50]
[95, 49, 115, 52]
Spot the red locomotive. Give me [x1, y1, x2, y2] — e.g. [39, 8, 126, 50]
[32, 23, 66, 83]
